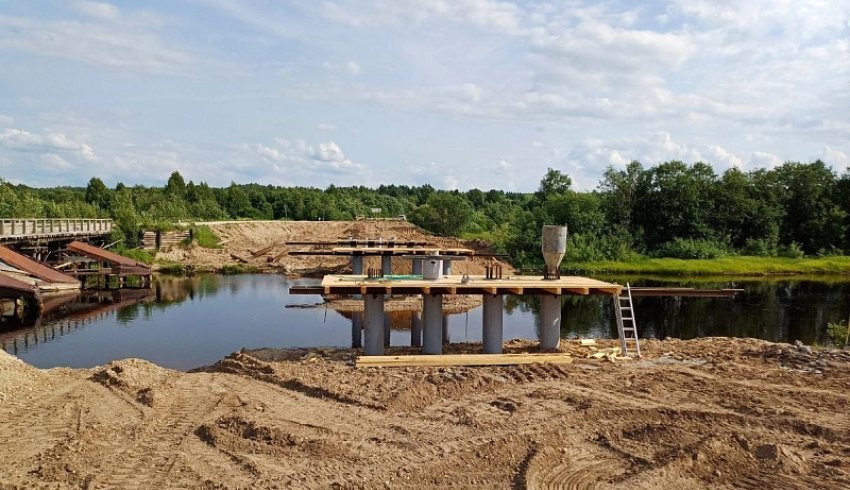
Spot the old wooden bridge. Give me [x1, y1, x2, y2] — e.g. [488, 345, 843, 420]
[0, 219, 113, 245]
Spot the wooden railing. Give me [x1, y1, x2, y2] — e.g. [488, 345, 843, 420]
[0, 219, 113, 237]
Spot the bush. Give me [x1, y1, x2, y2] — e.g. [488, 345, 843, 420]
[777, 241, 805, 258]
[827, 321, 848, 345]
[220, 264, 259, 274]
[741, 238, 777, 256]
[654, 238, 730, 259]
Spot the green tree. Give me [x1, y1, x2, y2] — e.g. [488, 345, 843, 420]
[410, 192, 473, 236]
[85, 177, 111, 210]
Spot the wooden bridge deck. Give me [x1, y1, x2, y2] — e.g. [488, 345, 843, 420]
[0, 219, 113, 244]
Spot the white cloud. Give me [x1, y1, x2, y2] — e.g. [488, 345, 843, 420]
[0, 115, 13, 126]
[0, 128, 95, 161]
[0, 13, 196, 75]
[253, 138, 364, 174]
[72, 1, 120, 21]
[316, 123, 336, 131]
[41, 153, 72, 170]
[821, 146, 849, 168]
[345, 60, 362, 75]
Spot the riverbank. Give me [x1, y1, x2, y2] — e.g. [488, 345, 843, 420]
[570, 256, 850, 276]
[2, 337, 849, 488]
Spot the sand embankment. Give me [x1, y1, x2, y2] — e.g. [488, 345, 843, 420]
[2, 338, 849, 488]
[155, 219, 510, 276]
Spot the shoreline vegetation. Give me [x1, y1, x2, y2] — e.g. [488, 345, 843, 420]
[568, 256, 850, 276]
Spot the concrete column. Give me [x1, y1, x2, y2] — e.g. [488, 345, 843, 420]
[539, 294, 562, 350]
[381, 255, 393, 276]
[351, 255, 363, 275]
[442, 259, 452, 275]
[412, 258, 423, 275]
[364, 294, 385, 355]
[422, 294, 443, 354]
[384, 312, 392, 347]
[411, 312, 422, 347]
[482, 294, 504, 354]
[351, 312, 363, 348]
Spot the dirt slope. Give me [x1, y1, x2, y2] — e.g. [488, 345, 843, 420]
[2, 338, 849, 489]
[156, 220, 510, 276]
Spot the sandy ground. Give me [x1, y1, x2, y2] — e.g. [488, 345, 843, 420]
[156, 220, 510, 276]
[2, 338, 849, 489]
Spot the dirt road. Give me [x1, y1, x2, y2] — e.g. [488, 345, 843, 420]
[2, 338, 849, 488]
[156, 220, 509, 276]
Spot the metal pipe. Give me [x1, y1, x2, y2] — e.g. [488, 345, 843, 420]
[539, 294, 562, 350]
[364, 294, 385, 355]
[482, 294, 504, 354]
[422, 294, 443, 354]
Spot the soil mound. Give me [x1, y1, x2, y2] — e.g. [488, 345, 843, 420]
[2, 338, 850, 488]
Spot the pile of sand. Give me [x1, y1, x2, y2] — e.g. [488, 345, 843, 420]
[155, 220, 512, 276]
[1, 338, 849, 488]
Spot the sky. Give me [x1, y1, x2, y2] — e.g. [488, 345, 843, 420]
[0, 1, 848, 191]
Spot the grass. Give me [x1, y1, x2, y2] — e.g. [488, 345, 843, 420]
[567, 256, 850, 276]
[186, 225, 222, 249]
[219, 264, 260, 274]
[113, 247, 156, 265]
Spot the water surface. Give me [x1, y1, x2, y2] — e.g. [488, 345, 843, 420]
[1, 274, 847, 370]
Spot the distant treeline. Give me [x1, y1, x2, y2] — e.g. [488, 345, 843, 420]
[2, 160, 849, 265]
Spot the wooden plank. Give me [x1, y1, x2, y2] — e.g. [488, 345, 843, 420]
[563, 287, 590, 295]
[356, 353, 574, 368]
[230, 253, 250, 263]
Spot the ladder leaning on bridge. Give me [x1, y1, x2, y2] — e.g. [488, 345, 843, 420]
[614, 283, 641, 357]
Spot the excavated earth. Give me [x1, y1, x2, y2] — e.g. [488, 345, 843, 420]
[2, 338, 850, 489]
[156, 220, 510, 276]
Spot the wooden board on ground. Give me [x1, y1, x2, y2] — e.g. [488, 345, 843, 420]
[356, 353, 573, 368]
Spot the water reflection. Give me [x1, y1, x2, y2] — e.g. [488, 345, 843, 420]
[1, 274, 848, 370]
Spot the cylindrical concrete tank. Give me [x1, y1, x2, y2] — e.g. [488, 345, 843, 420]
[542, 225, 568, 279]
[423, 254, 443, 280]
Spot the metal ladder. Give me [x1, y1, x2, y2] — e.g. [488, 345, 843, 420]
[614, 283, 641, 357]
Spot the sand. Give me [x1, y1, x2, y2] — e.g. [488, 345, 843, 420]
[156, 220, 511, 276]
[2, 338, 849, 489]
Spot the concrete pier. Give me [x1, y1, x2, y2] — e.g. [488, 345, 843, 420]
[422, 294, 443, 354]
[364, 294, 385, 355]
[381, 255, 393, 276]
[411, 312, 422, 347]
[412, 258, 423, 275]
[351, 256, 363, 275]
[482, 294, 504, 354]
[351, 312, 363, 348]
[442, 259, 453, 275]
[539, 294, 562, 350]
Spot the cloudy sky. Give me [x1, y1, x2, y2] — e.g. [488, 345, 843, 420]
[1, 1, 848, 191]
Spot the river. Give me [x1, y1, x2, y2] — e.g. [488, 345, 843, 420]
[1, 274, 847, 370]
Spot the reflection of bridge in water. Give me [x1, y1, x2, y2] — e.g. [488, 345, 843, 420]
[0, 288, 155, 355]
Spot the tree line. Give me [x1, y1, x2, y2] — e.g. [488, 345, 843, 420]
[1, 160, 848, 265]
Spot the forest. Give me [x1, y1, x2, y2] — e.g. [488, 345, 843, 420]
[2, 160, 849, 267]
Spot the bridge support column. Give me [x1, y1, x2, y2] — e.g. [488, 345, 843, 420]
[364, 294, 385, 355]
[482, 294, 504, 354]
[442, 259, 453, 276]
[381, 255, 392, 276]
[351, 255, 363, 275]
[412, 258, 423, 275]
[539, 294, 562, 350]
[351, 312, 363, 348]
[422, 294, 443, 354]
[411, 312, 422, 347]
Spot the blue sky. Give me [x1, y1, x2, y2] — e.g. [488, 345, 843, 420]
[0, 1, 848, 191]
